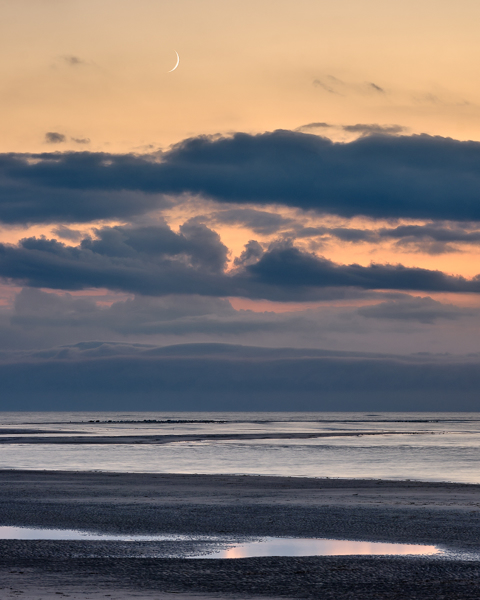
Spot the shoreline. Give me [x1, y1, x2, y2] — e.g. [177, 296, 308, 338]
[0, 467, 477, 487]
[0, 430, 428, 444]
[1, 470, 480, 599]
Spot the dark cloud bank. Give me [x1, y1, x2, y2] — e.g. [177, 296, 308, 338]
[1, 223, 480, 300]
[3, 131, 480, 223]
[2, 129, 480, 411]
[1, 342, 478, 411]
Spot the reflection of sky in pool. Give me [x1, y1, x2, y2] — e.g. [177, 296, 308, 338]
[0, 526, 211, 541]
[0, 527, 441, 557]
[194, 537, 441, 558]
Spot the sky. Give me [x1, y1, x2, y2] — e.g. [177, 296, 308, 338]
[1, 0, 480, 410]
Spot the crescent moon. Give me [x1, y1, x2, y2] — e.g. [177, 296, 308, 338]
[168, 51, 180, 73]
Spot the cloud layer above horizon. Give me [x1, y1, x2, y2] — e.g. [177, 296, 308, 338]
[4, 131, 480, 223]
[1, 129, 480, 409]
[2, 341, 479, 411]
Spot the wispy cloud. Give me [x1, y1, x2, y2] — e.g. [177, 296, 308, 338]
[297, 122, 407, 136]
[62, 55, 88, 67]
[45, 132, 66, 144]
[313, 75, 387, 96]
[295, 122, 333, 132]
[368, 82, 385, 93]
[342, 124, 405, 135]
[312, 79, 342, 94]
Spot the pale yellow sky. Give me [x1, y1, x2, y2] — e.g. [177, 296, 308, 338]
[2, 0, 480, 153]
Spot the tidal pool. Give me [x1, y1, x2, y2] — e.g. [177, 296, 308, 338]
[0, 526, 441, 557]
[0, 526, 205, 541]
[195, 537, 441, 558]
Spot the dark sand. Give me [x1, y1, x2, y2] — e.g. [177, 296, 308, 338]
[0, 431, 423, 444]
[1, 471, 480, 599]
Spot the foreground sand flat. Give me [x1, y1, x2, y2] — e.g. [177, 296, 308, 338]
[0, 470, 479, 512]
[0, 471, 480, 599]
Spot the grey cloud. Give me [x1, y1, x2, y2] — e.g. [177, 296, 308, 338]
[295, 122, 332, 132]
[211, 208, 296, 235]
[312, 80, 341, 94]
[0, 341, 479, 410]
[412, 93, 471, 107]
[233, 240, 264, 267]
[313, 76, 386, 96]
[13, 287, 98, 326]
[379, 224, 480, 253]
[1, 226, 480, 301]
[421, 93, 440, 104]
[0, 287, 283, 349]
[318, 227, 376, 242]
[342, 124, 406, 135]
[5, 130, 480, 223]
[0, 182, 166, 225]
[294, 223, 480, 254]
[103, 295, 247, 336]
[246, 246, 480, 295]
[0, 287, 329, 350]
[297, 122, 406, 136]
[2, 285, 479, 358]
[45, 132, 66, 144]
[51, 225, 83, 241]
[10, 288, 246, 336]
[304, 223, 480, 254]
[380, 224, 480, 243]
[358, 296, 470, 324]
[0, 222, 233, 297]
[0, 152, 170, 223]
[78, 220, 229, 273]
[368, 82, 385, 93]
[63, 56, 87, 66]
[71, 137, 90, 145]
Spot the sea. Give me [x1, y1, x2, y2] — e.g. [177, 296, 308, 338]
[0, 412, 479, 484]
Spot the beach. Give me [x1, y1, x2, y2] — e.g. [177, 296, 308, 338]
[1, 470, 480, 599]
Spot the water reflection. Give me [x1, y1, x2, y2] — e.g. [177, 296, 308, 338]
[197, 537, 440, 558]
[0, 526, 208, 541]
[0, 527, 440, 557]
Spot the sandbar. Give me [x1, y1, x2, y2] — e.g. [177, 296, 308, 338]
[0, 431, 425, 444]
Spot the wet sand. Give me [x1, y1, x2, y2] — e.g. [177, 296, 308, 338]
[0, 431, 423, 444]
[1, 471, 480, 599]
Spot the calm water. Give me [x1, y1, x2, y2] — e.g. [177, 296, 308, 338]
[197, 538, 441, 559]
[0, 527, 441, 557]
[0, 412, 479, 483]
